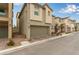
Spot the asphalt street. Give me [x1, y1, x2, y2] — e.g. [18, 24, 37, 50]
[6, 32, 79, 55]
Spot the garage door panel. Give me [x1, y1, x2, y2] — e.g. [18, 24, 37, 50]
[30, 26, 49, 39]
[0, 27, 8, 38]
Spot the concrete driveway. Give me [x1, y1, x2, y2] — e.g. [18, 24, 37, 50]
[5, 32, 79, 55]
[0, 37, 25, 51]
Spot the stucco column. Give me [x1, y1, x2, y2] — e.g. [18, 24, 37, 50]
[49, 25, 52, 36]
[8, 3, 12, 40]
[26, 25, 30, 41]
[26, 4, 30, 41]
[8, 20, 12, 39]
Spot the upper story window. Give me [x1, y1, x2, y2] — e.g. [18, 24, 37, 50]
[48, 11, 50, 16]
[0, 3, 8, 17]
[34, 5, 39, 16]
[0, 8, 7, 16]
[34, 11, 39, 16]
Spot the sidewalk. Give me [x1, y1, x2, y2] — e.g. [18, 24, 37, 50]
[0, 32, 73, 55]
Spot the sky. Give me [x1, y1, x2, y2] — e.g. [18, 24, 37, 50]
[49, 3, 79, 21]
[13, 3, 23, 26]
[13, 3, 79, 26]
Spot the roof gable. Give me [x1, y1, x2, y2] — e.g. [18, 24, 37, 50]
[43, 3, 53, 11]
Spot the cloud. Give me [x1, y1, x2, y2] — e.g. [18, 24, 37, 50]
[59, 4, 79, 14]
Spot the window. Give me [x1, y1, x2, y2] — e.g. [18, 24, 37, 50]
[0, 8, 6, 16]
[0, 8, 5, 12]
[48, 11, 50, 16]
[34, 5, 39, 16]
[34, 11, 39, 16]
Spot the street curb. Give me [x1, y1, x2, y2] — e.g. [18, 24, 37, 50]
[0, 33, 73, 55]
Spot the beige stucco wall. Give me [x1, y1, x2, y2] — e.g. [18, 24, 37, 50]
[30, 4, 43, 21]
[16, 12, 20, 32]
[63, 19, 74, 27]
[62, 19, 75, 32]
[76, 23, 79, 31]
[52, 17, 75, 33]
[70, 24, 75, 31]
[19, 4, 31, 40]
[19, 6, 27, 35]
[52, 17, 56, 24]
[51, 17, 56, 32]
[29, 4, 52, 24]
[0, 3, 13, 39]
[51, 17, 61, 33]
[63, 19, 70, 26]
[55, 18, 61, 25]
[8, 3, 13, 39]
[44, 5, 52, 24]
[19, 3, 54, 39]
[0, 17, 9, 21]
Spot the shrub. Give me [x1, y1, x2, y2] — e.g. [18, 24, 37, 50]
[7, 40, 15, 46]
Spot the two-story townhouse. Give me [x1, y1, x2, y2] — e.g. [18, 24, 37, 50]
[18, 3, 53, 40]
[62, 17, 75, 33]
[0, 3, 13, 39]
[69, 20, 76, 32]
[52, 16, 63, 35]
[51, 15, 56, 35]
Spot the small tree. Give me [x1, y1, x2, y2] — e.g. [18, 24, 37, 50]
[55, 24, 59, 35]
[60, 24, 64, 33]
[7, 39, 15, 46]
[75, 26, 77, 31]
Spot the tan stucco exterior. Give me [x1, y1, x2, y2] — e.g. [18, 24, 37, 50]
[44, 4, 52, 24]
[18, 3, 76, 40]
[52, 16, 75, 34]
[76, 23, 79, 31]
[0, 3, 13, 39]
[52, 16, 62, 33]
[30, 4, 43, 21]
[18, 3, 53, 40]
[29, 4, 52, 23]
[16, 12, 20, 32]
[62, 18, 75, 33]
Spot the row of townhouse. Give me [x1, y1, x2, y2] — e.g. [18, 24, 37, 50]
[0, 3, 76, 41]
[16, 3, 76, 41]
[52, 16, 76, 35]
